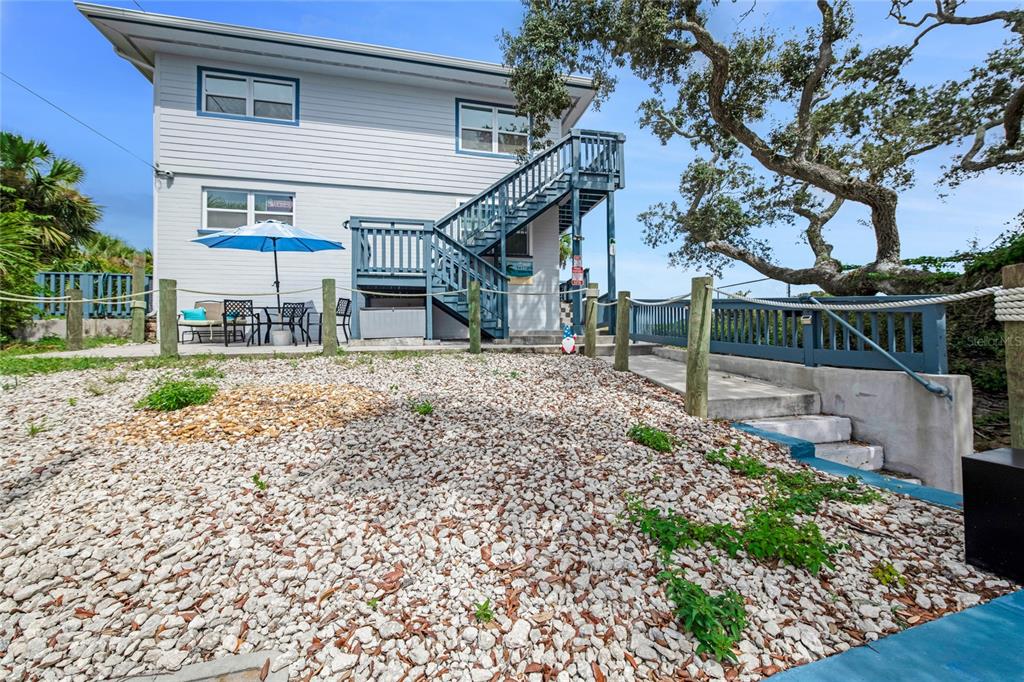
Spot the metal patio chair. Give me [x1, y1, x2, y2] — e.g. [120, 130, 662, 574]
[222, 299, 261, 346]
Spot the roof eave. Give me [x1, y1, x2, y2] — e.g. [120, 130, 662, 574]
[75, 2, 596, 93]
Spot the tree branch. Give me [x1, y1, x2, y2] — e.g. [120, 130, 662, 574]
[676, 10, 904, 266]
[795, 0, 837, 157]
[1005, 84, 1024, 148]
[959, 117, 1024, 172]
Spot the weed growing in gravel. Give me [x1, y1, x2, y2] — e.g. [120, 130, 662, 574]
[251, 473, 268, 491]
[26, 420, 49, 437]
[103, 373, 129, 384]
[367, 597, 380, 611]
[625, 496, 740, 562]
[67, 397, 77, 406]
[740, 508, 839, 575]
[86, 384, 105, 396]
[658, 568, 746, 662]
[473, 599, 495, 623]
[770, 471, 882, 514]
[0, 356, 122, 376]
[871, 561, 907, 589]
[625, 497, 838, 574]
[704, 448, 882, 513]
[192, 366, 225, 379]
[136, 379, 217, 411]
[628, 424, 674, 452]
[412, 400, 434, 416]
[705, 446, 769, 478]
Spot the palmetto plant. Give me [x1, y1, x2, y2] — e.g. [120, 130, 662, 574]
[1, 131, 102, 260]
[1, 132, 104, 341]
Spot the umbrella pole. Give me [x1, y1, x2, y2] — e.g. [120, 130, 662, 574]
[272, 239, 281, 309]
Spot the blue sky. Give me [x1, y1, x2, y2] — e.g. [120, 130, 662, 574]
[1, 0, 1019, 297]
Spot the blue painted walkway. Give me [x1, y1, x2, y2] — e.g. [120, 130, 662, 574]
[772, 590, 1024, 681]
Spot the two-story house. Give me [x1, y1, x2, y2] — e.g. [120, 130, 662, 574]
[77, 2, 624, 341]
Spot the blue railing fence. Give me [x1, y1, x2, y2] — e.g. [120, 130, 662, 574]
[625, 295, 948, 374]
[35, 271, 153, 319]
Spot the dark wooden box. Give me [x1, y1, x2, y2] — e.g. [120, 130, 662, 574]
[963, 447, 1024, 584]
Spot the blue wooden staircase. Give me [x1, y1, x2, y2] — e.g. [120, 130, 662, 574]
[350, 129, 624, 340]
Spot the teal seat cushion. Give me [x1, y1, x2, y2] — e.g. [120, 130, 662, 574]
[225, 312, 240, 321]
[181, 308, 206, 321]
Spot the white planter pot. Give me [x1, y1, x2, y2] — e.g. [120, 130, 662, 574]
[270, 330, 293, 346]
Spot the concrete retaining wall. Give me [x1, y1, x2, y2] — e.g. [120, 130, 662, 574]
[16, 319, 133, 342]
[653, 347, 972, 493]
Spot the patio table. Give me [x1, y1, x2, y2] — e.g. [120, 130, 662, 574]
[257, 306, 313, 345]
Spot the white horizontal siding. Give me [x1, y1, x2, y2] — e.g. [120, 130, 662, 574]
[507, 208, 560, 333]
[156, 175, 462, 315]
[154, 53, 557, 195]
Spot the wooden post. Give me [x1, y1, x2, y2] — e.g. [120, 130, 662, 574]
[613, 290, 630, 371]
[584, 282, 599, 358]
[468, 280, 481, 354]
[158, 278, 178, 358]
[686, 276, 713, 418]
[131, 253, 146, 343]
[322, 278, 337, 356]
[66, 288, 83, 351]
[1005, 263, 1024, 448]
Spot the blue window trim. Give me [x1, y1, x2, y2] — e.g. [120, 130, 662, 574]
[196, 66, 300, 126]
[455, 97, 532, 159]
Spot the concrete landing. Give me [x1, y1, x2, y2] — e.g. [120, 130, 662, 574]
[612, 354, 821, 420]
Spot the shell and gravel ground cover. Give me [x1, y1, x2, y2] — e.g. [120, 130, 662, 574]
[0, 353, 1015, 681]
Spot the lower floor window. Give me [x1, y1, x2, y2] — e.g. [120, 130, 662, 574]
[201, 188, 294, 234]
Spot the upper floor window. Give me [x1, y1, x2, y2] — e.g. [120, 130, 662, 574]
[200, 188, 295, 234]
[198, 67, 299, 125]
[457, 100, 529, 157]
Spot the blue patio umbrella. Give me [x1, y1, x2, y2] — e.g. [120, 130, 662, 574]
[191, 220, 344, 308]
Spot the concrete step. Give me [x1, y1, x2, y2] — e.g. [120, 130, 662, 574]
[744, 415, 852, 444]
[815, 442, 884, 471]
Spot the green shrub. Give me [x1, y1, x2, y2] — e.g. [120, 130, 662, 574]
[136, 379, 217, 411]
[628, 424, 674, 452]
[659, 569, 746, 662]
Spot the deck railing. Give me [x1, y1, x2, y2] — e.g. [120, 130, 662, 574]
[34, 271, 152, 319]
[349, 217, 507, 337]
[627, 295, 948, 374]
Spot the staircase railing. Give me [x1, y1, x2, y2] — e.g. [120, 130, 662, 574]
[431, 230, 506, 336]
[435, 129, 624, 245]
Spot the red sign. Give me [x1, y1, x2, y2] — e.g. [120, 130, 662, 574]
[571, 265, 584, 286]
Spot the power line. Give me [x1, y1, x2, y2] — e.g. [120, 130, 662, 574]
[130, 0, 146, 11]
[1, 71, 157, 173]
